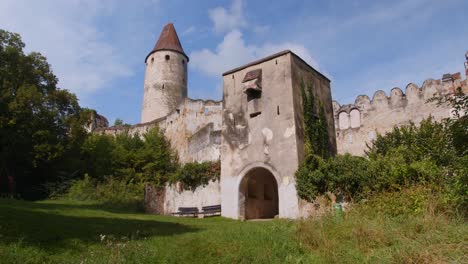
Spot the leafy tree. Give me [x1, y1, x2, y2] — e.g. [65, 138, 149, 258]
[114, 118, 124, 126]
[0, 29, 89, 199]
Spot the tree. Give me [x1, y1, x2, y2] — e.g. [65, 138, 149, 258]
[0, 29, 89, 199]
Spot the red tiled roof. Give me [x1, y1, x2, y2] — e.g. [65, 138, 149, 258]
[145, 23, 188, 62]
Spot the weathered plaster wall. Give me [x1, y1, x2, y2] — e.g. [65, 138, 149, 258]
[290, 54, 337, 161]
[220, 51, 333, 219]
[334, 72, 468, 156]
[162, 98, 222, 163]
[98, 98, 222, 215]
[97, 98, 222, 164]
[141, 50, 188, 123]
[163, 180, 221, 215]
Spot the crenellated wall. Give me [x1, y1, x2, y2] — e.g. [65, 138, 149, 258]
[333, 72, 468, 156]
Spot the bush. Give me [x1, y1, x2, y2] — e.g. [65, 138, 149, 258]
[296, 186, 467, 263]
[66, 175, 145, 211]
[81, 127, 176, 185]
[169, 161, 220, 191]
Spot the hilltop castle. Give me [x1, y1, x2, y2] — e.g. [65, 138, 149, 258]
[96, 23, 468, 219]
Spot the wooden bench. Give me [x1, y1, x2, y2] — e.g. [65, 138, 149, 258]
[200, 205, 221, 217]
[172, 207, 199, 217]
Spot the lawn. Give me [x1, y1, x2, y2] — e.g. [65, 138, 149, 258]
[0, 199, 311, 263]
[1, 191, 466, 264]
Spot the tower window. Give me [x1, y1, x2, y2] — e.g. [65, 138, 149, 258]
[162, 84, 165, 89]
[151, 57, 154, 63]
[182, 60, 185, 64]
[165, 55, 170, 61]
[277, 105, 280, 115]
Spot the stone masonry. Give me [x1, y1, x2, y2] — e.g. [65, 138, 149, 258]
[94, 22, 467, 219]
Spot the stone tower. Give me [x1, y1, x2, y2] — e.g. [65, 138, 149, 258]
[141, 23, 189, 123]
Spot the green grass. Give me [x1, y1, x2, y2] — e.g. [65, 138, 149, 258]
[0, 199, 311, 263]
[0, 187, 466, 263]
[297, 187, 468, 263]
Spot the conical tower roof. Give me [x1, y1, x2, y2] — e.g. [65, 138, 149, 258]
[145, 23, 188, 62]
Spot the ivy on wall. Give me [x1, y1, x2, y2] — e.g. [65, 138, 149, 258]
[169, 161, 220, 191]
[300, 79, 331, 159]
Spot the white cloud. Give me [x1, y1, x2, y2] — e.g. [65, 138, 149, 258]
[0, 0, 133, 98]
[209, 0, 246, 33]
[190, 30, 320, 77]
[182, 26, 196, 36]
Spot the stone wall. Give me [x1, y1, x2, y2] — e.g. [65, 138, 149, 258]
[220, 50, 334, 219]
[163, 180, 221, 215]
[333, 72, 468, 156]
[141, 50, 188, 123]
[97, 98, 223, 215]
[96, 98, 222, 163]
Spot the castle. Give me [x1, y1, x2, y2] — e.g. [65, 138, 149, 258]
[96, 23, 468, 219]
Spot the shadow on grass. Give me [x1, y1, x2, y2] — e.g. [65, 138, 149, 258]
[0, 199, 200, 252]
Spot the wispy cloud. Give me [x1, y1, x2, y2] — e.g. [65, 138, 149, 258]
[209, 0, 246, 33]
[190, 30, 319, 77]
[0, 0, 133, 99]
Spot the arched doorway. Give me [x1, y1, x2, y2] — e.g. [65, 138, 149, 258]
[239, 167, 279, 219]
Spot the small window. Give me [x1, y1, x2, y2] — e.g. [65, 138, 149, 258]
[151, 57, 154, 63]
[176, 109, 180, 115]
[182, 60, 185, 64]
[162, 84, 165, 89]
[165, 55, 170, 61]
[275, 60, 278, 65]
[232, 75, 234, 79]
[250, 112, 261, 118]
[277, 105, 280, 115]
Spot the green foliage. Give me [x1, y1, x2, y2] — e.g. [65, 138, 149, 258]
[81, 127, 176, 186]
[170, 161, 220, 191]
[66, 175, 145, 211]
[366, 117, 456, 166]
[296, 117, 464, 210]
[0, 29, 89, 199]
[300, 79, 331, 158]
[114, 118, 124, 126]
[296, 186, 467, 263]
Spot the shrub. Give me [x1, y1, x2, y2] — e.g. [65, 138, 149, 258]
[170, 161, 220, 191]
[66, 174, 145, 211]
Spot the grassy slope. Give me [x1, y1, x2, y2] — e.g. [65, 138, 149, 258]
[0, 189, 466, 264]
[0, 199, 310, 264]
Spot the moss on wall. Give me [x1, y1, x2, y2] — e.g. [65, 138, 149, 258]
[301, 79, 331, 158]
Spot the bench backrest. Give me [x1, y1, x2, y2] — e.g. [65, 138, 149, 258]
[202, 205, 221, 211]
[178, 207, 199, 212]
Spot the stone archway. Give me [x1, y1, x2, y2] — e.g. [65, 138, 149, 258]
[239, 167, 279, 220]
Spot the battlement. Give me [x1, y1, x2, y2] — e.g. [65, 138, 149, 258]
[333, 70, 467, 156]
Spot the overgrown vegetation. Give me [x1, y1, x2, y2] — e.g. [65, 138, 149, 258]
[297, 186, 467, 263]
[0, 29, 221, 206]
[300, 79, 332, 158]
[0, 29, 91, 199]
[170, 161, 220, 191]
[296, 87, 467, 216]
[64, 129, 220, 207]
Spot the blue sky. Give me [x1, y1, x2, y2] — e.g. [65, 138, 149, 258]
[1, 0, 467, 124]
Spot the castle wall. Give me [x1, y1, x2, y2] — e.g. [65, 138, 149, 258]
[290, 54, 337, 161]
[334, 73, 467, 156]
[163, 180, 220, 215]
[97, 98, 222, 164]
[220, 51, 333, 219]
[221, 52, 299, 219]
[97, 98, 222, 215]
[141, 50, 188, 123]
